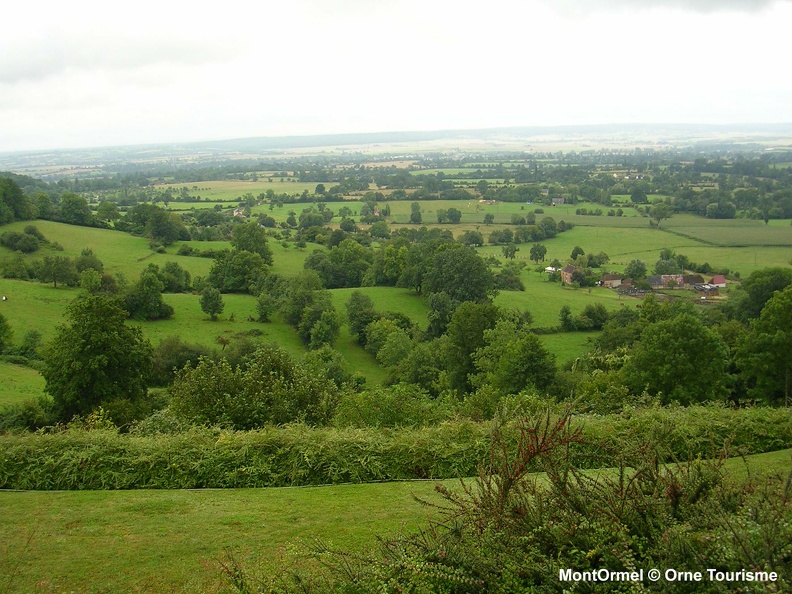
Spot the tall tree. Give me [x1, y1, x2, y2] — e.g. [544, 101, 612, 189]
[737, 285, 792, 406]
[42, 296, 153, 421]
[424, 246, 496, 303]
[230, 221, 274, 264]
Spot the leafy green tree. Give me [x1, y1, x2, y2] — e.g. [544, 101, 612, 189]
[200, 287, 224, 320]
[739, 267, 792, 320]
[72, 248, 103, 275]
[570, 246, 585, 260]
[171, 347, 341, 429]
[146, 208, 187, 245]
[42, 295, 153, 421]
[483, 213, 494, 225]
[471, 320, 556, 397]
[424, 246, 496, 303]
[0, 177, 34, 222]
[445, 301, 500, 393]
[208, 249, 268, 293]
[409, 202, 422, 224]
[126, 270, 174, 321]
[35, 255, 78, 288]
[58, 192, 94, 226]
[256, 292, 276, 322]
[502, 244, 518, 260]
[529, 243, 547, 264]
[459, 230, 484, 246]
[622, 313, 730, 405]
[96, 201, 121, 222]
[624, 258, 648, 280]
[649, 203, 672, 227]
[446, 207, 462, 224]
[737, 285, 792, 406]
[369, 221, 390, 239]
[426, 291, 458, 339]
[346, 290, 379, 346]
[230, 221, 274, 264]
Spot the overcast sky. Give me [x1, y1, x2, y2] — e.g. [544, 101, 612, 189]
[2, 0, 790, 152]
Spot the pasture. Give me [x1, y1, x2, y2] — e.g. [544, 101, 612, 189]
[1, 448, 788, 593]
[158, 179, 327, 201]
[0, 362, 45, 407]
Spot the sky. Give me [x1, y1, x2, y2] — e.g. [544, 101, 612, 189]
[1, 0, 791, 152]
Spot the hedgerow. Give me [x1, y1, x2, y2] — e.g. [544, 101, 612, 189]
[0, 404, 789, 490]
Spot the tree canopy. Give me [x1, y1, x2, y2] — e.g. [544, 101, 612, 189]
[42, 295, 153, 422]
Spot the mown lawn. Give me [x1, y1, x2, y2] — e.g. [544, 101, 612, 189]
[0, 449, 788, 593]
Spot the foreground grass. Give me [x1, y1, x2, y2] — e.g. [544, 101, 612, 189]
[0, 449, 788, 593]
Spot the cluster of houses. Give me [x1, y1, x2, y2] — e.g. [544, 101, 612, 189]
[557, 265, 727, 296]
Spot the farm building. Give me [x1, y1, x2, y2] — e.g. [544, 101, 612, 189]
[711, 274, 727, 287]
[683, 274, 705, 289]
[561, 265, 579, 285]
[600, 273, 622, 288]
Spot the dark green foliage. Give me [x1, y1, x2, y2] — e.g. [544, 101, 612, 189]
[125, 270, 174, 321]
[58, 192, 95, 226]
[424, 245, 496, 303]
[256, 292, 276, 322]
[446, 301, 500, 393]
[738, 267, 792, 320]
[170, 346, 342, 429]
[150, 336, 212, 386]
[230, 221, 273, 264]
[471, 320, 556, 397]
[200, 287, 224, 320]
[426, 291, 458, 338]
[301, 345, 354, 389]
[73, 248, 104, 274]
[494, 262, 525, 291]
[208, 249, 268, 293]
[624, 258, 647, 279]
[304, 239, 372, 288]
[0, 231, 40, 253]
[0, 177, 35, 223]
[34, 255, 78, 288]
[262, 413, 790, 593]
[737, 285, 792, 405]
[529, 243, 546, 263]
[1, 405, 790, 489]
[42, 295, 153, 422]
[623, 313, 730, 405]
[334, 384, 451, 428]
[346, 290, 379, 346]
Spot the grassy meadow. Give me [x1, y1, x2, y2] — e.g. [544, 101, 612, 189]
[0, 362, 46, 407]
[1, 448, 788, 593]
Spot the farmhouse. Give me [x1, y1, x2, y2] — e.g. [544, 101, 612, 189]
[711, 274, 727, 288]
[561, 265, 579, 285]
[551, 197, 565, 206]
[600, 273, 622, 288]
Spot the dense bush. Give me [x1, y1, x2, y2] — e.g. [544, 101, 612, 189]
[1, 405, 789, 490]
[170, 346, 342, 429]
[242, 413, 790, 593]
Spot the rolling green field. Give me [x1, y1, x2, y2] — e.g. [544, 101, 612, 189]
[0, 362, 45, 407]
[1, 448, 788, 593]
[159, 179, 329, 200]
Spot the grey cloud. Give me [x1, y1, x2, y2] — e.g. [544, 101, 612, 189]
[0, 34, 241, 85]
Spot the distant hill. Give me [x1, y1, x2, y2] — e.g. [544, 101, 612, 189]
[2, 123, 792, 180]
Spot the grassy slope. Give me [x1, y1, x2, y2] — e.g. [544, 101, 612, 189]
[1, 448, 788, 593]
[0, 363, 46, 407]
